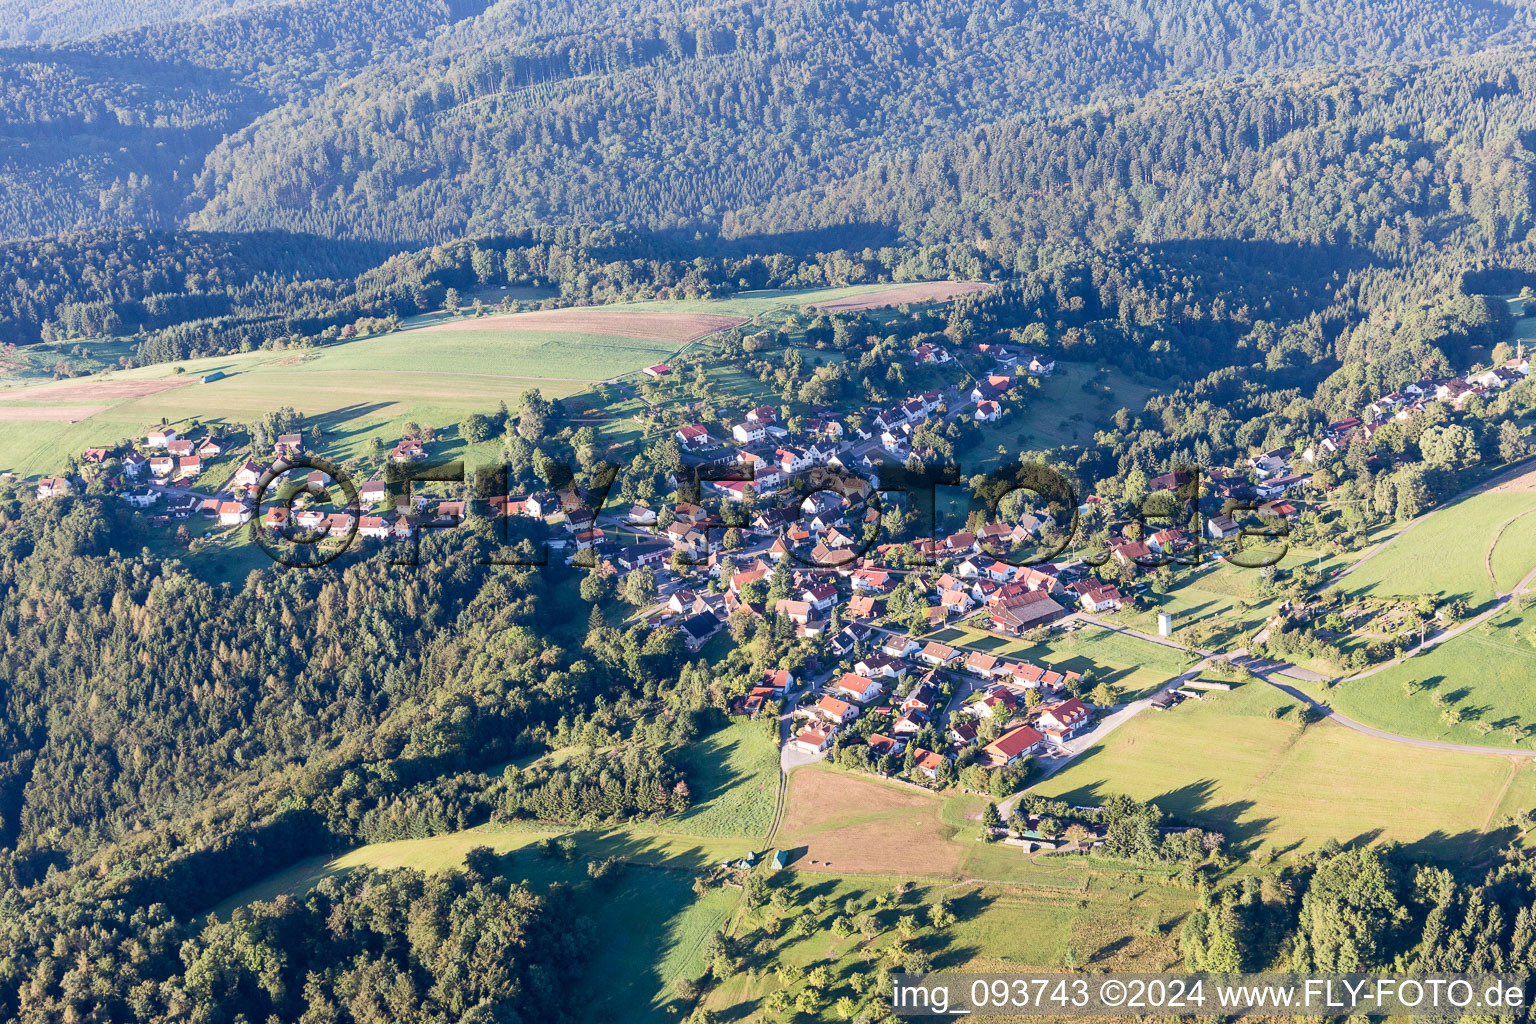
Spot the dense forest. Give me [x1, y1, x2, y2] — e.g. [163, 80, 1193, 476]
[4, 0, 1536, 244]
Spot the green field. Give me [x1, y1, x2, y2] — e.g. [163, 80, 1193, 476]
[1033, 681, 1536, 859]
[0, 320, 686, 474]
[645, 720, 783, 839]
[1324, 605, 1536, 749]
[1342, 482, 1536, 611]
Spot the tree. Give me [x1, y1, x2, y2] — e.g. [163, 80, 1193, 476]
[623, 569, 658, 607]
[982, 802, 1002, 828]
[444, 287, 461, 315]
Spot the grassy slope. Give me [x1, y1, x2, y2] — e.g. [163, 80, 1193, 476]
[1032, 681, 1536, 859]
[642, 719, 783, 839]
[1343, 487, 1536, 611]
[1325, 606, 1536, 750]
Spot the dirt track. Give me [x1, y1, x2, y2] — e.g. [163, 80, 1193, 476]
[414, 308, 747, 342]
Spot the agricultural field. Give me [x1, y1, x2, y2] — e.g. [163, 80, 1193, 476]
[0, 309, 723, 475]
[1341, 469, 1536, 611]
[1032, 681, 1536, 859]
[1324, 604, 1536, 750]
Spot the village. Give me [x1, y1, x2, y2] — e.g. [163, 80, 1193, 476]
[26, 332, 1536, 794]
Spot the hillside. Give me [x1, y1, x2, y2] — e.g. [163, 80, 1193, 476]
[3, 0, 1536, 243]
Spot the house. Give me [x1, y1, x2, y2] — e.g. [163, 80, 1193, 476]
[990, 591, 1068, 633]
[940, 589, 974, 615]
[973, 399, 1001, 422]
[144, 428, 177, 449]
[971, 687, 1019, 719]
[731, 421, 768, 444]
[949, 721, 979, 748]
[390, 439, 427, 462]
[881, 635, 919, 659]
[830, 673, 884, 704]
[643, 363, 671, 378]
[778, 599, 815, 626]
[866, 733, 906, 758]
[147, 456, 174, 478]
[122, 453, 147, 477]
[175, 457, 202, 480]
[626, 504, 658, 527]
[848, 594, 880, 618]
[357, 515, 392, 539]
[912, 342, 951, 364]
[167, 439, 195, 457]
[829, 622, 873, 658]
[358, 479, 389, 505]
[233, 462, 265, 489]
[197, 437, 224, 458]
[812, 695, 859, 725]
[981, 725, 1044, 767]
[1072, 581, 1125, 613]
[802, 582, 838, 611]
[762, 669, 793, 694]
[676, 424, 712, 450]
[325, 513, 356, 538]
[124, 490, 158, 509]
[524, 491, 560, 518]
[892, 713, 928, 738]
[1021, 352, 1056, 376]
[909, 747, 947, 781]
[1207, 514, 1240, 540]
[1110, 539, 1153, 566]
[275, 433, 304, 455]
[793, 726, 834, 754]
[618, 542, 672, 571]
[855, 653, 907, 679]
[1037, 697, 1093, 740]
[217, 501, 253, 526]
[435, 501, 466, 526]
[680, 613, 722, 650]
[916, 641, 959, 667]
[81, 447, 110, 464]
[263, 506, 290, 529]
[964, 652, 1002, 677]
[35, 477, 71, 500]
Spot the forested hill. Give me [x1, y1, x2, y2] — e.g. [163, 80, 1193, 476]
[3, 0, 1536, 243]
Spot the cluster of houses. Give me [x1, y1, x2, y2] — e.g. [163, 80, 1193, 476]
[786, 623, 1097, 782]
[1303, 351, 1533, 467]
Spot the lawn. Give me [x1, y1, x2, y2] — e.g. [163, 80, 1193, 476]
[1325, 605, 1536, 750]
[636, 720, 782, 839]
[1342, 483, 1536, 611]
[1032, 681, 1535, 860]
